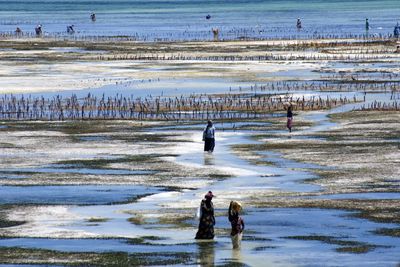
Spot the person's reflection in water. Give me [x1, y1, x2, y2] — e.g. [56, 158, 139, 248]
[196, 241, 215, 267]
[204, 153, 215, 166]
[231, 247, 243, 264]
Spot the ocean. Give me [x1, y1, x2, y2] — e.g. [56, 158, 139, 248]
[0, 0, 399, 40]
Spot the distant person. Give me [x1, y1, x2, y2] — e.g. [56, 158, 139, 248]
[67, 25, 75, 34]
[396, 45, 400, 53]
[296, 18, 302, 30]
[228, 201, 245, 249]
[394, 23, 400, 38]
[365, 18, 370, 31]
[90, 13, 96, 22]
[206, 14, 211, 20]
[15, 27, 22, 35]
[35, 24, 42, 36]
[195, 191, 216, 239]
[287, 105, 293, 133]
[203, 120, 215, 152]
[212, 28, 219, 41]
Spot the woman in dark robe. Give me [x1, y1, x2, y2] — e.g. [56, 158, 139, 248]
[195, 191, 215, 239]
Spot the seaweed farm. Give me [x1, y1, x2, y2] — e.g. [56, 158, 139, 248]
[0, 93, 359, 121]
[0, 16, 400, 267]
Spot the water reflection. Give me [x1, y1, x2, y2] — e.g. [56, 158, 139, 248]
[203, 153, 215, 166]
[231, 247, 243, 263]
[196, 241, 215, 267]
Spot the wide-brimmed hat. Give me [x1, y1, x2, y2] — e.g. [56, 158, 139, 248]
[205, 191, 215, 199]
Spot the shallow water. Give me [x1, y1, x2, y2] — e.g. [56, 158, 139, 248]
[0, 185, 162, 205]
[299, 91, 395, 136]
[172, 131, 321, 193]
[0, 237, 198, 254]
[152, 121, 274, 131]
[1, 208, 399, 266]
[0, 166, 153, 176]
[12, 74, 370, 100]
[316, 192, 400, 200]
[245, 208, 400, 267]
[49, 47, 107, 54]
[0, 0, 398, 40]
[45, 76, 255, 98]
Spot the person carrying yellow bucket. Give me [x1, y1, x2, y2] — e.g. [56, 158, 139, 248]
[228, 201, 245, 249]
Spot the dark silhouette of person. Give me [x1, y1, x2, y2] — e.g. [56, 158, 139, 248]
[297, 18, 302, 30]
[287, 105, 293, 133]
[35, 24, 42, 36]
[67, 25, 75, 34]
[202, 120, 215, 152]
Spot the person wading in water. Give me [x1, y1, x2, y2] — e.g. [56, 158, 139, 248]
[195, 191, 216, 239]
[296, 18, 302, 30]
[203, 120, 215, 152]
[228, 201, 245, 249]
[35, 24, 42, 36]
[287, 105, 293, 133]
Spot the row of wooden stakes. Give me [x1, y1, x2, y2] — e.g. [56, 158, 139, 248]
[0, 93, 357, 121]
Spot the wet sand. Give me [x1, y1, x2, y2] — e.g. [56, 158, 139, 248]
[0, 38, 400, 95]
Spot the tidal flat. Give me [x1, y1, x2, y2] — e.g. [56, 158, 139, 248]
[0, 112, 399, 266]
[1, 38, 400, 95]
[0, 36, 399, 266]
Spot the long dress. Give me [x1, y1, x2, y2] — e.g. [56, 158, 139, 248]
[195, 199, 215, 239]
[228, 205, 245, 249]
[204, 137, 215, 152]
